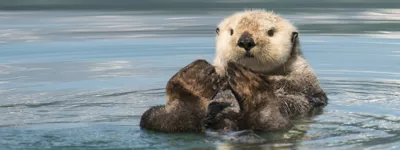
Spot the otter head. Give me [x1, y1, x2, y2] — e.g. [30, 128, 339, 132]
[213, 10, 300, 75]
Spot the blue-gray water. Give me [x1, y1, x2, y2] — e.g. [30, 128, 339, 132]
[1, 4, 400, 150]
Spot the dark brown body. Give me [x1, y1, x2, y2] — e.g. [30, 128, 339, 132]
[222, 62, 327, 131]
[140, 59, 327, 132]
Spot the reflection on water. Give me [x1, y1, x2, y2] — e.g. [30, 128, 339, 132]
[1, 4, 400, 150]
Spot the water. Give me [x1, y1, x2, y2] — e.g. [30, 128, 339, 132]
[1, 3, 400, 150]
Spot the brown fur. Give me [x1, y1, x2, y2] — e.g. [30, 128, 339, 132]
[225, 62, 326, 131]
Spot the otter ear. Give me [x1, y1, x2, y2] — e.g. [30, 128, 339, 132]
[216, 28, 220, 35]
[290, 32, 301, 56]
[291, 32, 298, 44]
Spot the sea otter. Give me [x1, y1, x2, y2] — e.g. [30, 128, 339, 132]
[140, 10, 327, 133]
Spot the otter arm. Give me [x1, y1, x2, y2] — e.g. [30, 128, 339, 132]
[140, 60, 221, 132]
[225, 62, 293, 131]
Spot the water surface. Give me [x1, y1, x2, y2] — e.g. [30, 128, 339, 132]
[1, 5, 400, 150]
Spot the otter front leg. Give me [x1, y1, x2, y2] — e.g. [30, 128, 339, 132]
[165, 59, 220, 107]
[140, 59, 221, 132]
[226, 62, 292, 131]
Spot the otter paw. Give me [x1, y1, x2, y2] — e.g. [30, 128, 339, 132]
[306, 96, 323, 107]
[307, 93, 328, 107]
[204, 102, 231, 128]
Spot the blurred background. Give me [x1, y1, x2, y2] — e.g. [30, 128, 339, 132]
[1, 0, 400, 149]
[1, 0, 400, 42]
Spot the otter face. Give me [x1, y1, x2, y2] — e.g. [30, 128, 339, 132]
[214, 10, 299, 74]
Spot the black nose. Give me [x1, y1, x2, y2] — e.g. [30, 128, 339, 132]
[237, 32, 255, 51]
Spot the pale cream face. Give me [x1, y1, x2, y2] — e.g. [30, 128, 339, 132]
[213, 10, 298, 74]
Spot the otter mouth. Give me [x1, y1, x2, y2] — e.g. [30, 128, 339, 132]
[244, 51, 254, 58]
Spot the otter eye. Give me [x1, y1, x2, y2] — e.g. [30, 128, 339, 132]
[267, 29, 275, 37]
[230, 29, 234, 35]
[216, 28, 220, 35]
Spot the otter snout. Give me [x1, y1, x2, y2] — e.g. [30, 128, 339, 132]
[237, 32, 255, 51]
